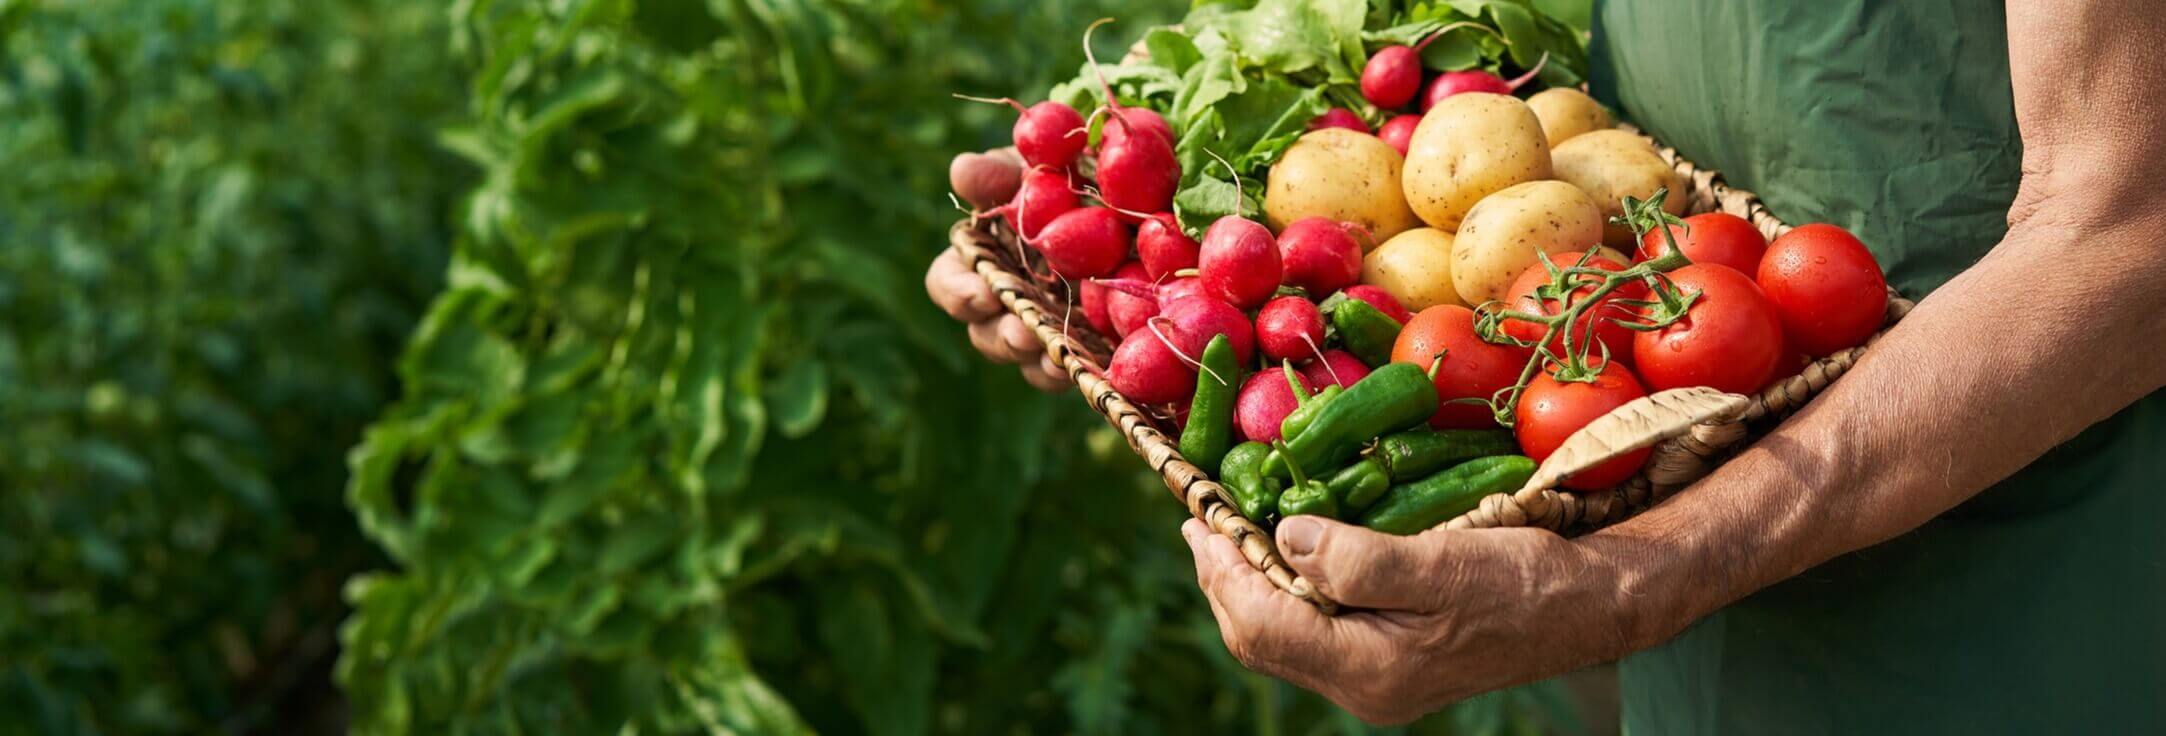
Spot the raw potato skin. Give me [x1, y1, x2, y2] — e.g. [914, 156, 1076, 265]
[1264, 129, 1421, 244]
[1552, 129, 1687, 248]
[1362, 227, 1467, 311]
[1526, 88, 1612, 147]
[1402, 93, 1552, 232]
[1450, 180, 1604, 305]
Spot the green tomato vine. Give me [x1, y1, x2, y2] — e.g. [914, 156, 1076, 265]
[1473, 189, 1698, 426]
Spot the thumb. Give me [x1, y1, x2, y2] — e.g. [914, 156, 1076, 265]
[1275, 516, 1447, 611]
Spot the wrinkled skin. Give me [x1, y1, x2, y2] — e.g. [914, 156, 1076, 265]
[1180, 517, 1629, 724]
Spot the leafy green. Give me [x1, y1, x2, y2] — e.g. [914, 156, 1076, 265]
[1059, 0, 1589, 237]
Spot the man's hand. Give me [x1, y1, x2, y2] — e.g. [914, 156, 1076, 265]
[1183, 516, 1636, 724]
[925, 247, 1068, 392]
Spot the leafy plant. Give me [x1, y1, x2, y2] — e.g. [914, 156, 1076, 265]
[1047, 0, 1589, 235]
[341, 0, 1589, 733]
[0, 0, 466, 732]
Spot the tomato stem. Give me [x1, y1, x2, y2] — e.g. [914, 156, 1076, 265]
[1474, 189, 1697, 424]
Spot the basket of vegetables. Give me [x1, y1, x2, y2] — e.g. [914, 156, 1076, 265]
[945, 4, 1908, 613]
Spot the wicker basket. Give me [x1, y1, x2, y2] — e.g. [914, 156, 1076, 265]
[948, 126, 1912, 613]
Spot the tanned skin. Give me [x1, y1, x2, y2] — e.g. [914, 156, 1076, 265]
[928, 1, 2166, 723]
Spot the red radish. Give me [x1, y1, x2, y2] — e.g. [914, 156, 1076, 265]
[1421, 70, 1509, 110]
[1107, 318, 1200, 405]
[1080, 20, 1179, 221]
[1102, 263, 1156, 338]
[1097, 119, 1179, 219]
[1136, 213, 1200, 280]
[1377, 114, 1421, 156]
[1420, 57, 1546, 112]
[1198, 216, 1281, 309]
[1276, 217, 1364, 296]
[1003, 166, 1079, 240]
[1162, 296, 1257, 364]
[1256, 296, 1327, 364]
[1341, 285, 1412, 324]
[1161, 275, 1207, 304]
[1301, 349, 1372, 389]
[950, 152, 1023, 210]
[1079, 260, 1138, 335]
[1360, 46, 1424, 109]
[1102, 107, 1174, 147]
[1013, 101, 1088, 168]
[1234, 370, 1302, 443]
[1308, 107, 1371, 134]
[1032, 207, 1129, 280]
[1098, 272, 1208, 339]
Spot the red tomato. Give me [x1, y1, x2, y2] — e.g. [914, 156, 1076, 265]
[1638, 212, 1768, 276]
[1516, 368, 1650, 490]
[1758, 224, 1889, 356]
[1391, 305, 1532, 428]
[1499, 252, 1646, 366]
[1632, 264, 1785, 394]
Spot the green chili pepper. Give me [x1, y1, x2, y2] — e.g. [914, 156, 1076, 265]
[1357, 455, 1537, 535]
[1281, 362, 1311, 403]
[1330, 299, 1403, 367]
[1277, 479, 1339, 519]
[1179, 335, 1241, 471]
[1375, 429, 1519, 481]
[1263, 362, 1440, 481]
[1217, 441, 1282, 523]
[1271, 439, 1339, 519]
[1279, 384, 1342, 440]
[1324, 455, 1392, 514]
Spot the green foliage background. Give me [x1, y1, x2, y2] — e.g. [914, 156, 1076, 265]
[0, 0, 462, 731]
[0, 0, 1585, 734]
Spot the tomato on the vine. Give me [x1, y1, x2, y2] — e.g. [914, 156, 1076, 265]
[1500, 251, 1646, 366]
[1392, 305, 1530, 428]
[1516, 368, 1650, 490]
[1632, 264, 1786, 394]
[1758, 223, 1888, 356]
[1639, 212, 1768, 276]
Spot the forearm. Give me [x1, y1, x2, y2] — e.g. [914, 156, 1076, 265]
[1574, 0, 2166, 653]
[1586, 208, 2166, 646]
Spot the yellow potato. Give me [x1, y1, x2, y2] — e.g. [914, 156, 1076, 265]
[1526, 88, 1612, 147]
[1401, 93, 1552, 232]
[1551, 129, 1687, 248]
[1450, 181, 1605, 305]
[1361, 228, 1466, 311]
[1263, 128, 1421, 243]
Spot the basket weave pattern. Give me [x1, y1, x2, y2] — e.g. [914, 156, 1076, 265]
[948, 126, 1912, 613]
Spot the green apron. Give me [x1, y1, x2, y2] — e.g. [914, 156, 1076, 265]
[1590, 1, 2166, 732]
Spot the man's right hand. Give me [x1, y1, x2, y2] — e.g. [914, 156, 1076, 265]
[925, 247, 1069, 392]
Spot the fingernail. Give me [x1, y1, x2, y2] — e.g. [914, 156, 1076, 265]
[1279, 517, 1322, 558]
